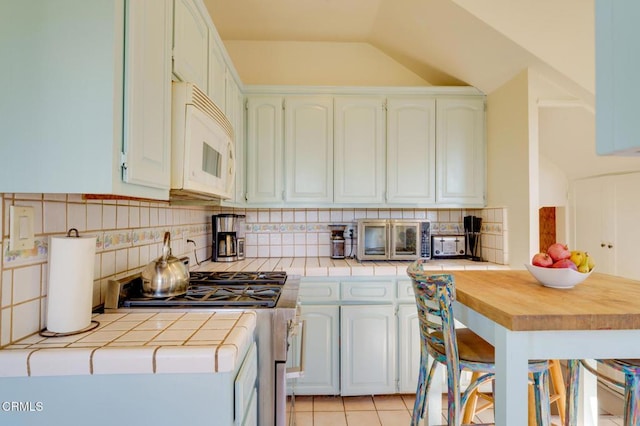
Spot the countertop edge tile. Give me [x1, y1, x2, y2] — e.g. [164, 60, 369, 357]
[0, 349, 31, 377]
[92, 346, 155, 375]
[29, 347, 93, 377]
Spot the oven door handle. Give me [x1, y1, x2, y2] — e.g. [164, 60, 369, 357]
[286, 320, 305, 379]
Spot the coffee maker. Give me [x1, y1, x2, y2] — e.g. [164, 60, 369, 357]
[212, 214, 243, 262]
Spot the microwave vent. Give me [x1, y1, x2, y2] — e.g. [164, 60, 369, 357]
[186, 84, 234, 142]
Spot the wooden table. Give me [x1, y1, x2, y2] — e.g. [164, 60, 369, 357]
[436, 270, 640, 426]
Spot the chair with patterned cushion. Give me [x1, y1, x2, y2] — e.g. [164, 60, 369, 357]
[566, 359, 640, 426]
[407, 259, 552, 426]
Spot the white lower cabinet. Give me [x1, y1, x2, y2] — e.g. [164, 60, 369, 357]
[291, 278, 423, 396]
[290, 305, 340, 395]
[341, 305, 397, 395]
[235, 342, 258, 426]
[397, 304, 420, 393]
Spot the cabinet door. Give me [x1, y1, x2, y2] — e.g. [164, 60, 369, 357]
[246, 96, 284, 203]
[122, 0, 172, 190]
[436, 97, 485, 206]
[284, 97, 334, 202]
[397, 304, 420, 393]
[288, 305, 340, 395]
[224, 74, 245, 205]
[334, 97, 386, 204]
[341, 305, 396, 395]
[208, 35, 226, 111]
[173, 0, 208, 91]
[386, 97, 436, 204]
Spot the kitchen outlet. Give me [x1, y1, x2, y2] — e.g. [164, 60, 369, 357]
[9, 205, 35, 251]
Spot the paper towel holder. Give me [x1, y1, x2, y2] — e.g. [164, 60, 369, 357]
[39, 227, 100, 338]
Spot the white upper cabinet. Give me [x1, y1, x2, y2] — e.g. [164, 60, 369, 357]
[224, 73, 245, 205]
[284, 97, 334, 203]
[244, 89, 485, 207]
[334, 97, 386, 204]
[173, 0, 208, 91]
[386, 97, 437, 204]
[208, 35, 226, 111]
[123, 0, 172, 191]
[595, 0, 640, 155]
[436, 97, 486, 206]
[246, 96, 284, 203]
[0, 0, 171, 199]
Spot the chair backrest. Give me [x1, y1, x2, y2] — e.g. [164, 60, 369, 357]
[407, 259, 462, 422]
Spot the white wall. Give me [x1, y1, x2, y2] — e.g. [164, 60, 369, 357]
[486, 70, 531, 268]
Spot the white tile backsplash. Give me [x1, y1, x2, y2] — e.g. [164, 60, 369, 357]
[1, 193, 217, 347]
[1, 193, 507, 348]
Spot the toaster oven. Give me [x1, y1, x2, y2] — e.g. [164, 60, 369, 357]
[356, 219, 431, 260]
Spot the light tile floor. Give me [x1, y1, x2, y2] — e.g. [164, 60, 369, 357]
[286, 394, 626, 426]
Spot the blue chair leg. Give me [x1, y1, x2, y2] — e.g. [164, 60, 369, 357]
[623, 370, 640, 426]
[533, 369, 551, 426]
[564, 360, 580, 426]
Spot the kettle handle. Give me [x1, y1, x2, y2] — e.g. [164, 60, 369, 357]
[161, 232, 171, 262]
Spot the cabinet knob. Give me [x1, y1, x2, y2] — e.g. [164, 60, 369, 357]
[601, 243, 606, 248]
[608, 244, 613, 249]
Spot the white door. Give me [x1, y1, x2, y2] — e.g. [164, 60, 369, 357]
[334, 97, 386, 204]
[386, 97, 437, 204]
[611, 174, 640, 280]
[572, 176, 615, 275]
[436, 97, 485, 206]
[122, 0, 172, 190]
[341, 305, 396, 395]
[284, 96, 334, 203]
[245, 96, 284, 203]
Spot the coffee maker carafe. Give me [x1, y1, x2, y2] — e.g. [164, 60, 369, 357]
[329, 224, 346, 259]
[212, 214, 242, 262]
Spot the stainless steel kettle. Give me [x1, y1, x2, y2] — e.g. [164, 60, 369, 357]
[141, 232, 189, 298]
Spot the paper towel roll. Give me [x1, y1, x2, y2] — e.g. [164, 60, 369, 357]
[46, 233, 96, 334]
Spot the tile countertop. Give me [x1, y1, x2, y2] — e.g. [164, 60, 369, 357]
[192, 257, 511, 276]
[0, 310, 256, 378]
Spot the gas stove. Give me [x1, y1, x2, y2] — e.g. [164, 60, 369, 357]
[104, 271, 290, 310]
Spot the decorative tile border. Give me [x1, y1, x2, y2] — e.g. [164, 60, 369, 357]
[3, 238, 48, 268]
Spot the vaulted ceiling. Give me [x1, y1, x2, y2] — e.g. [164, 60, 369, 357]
[203, 0, 594, 103]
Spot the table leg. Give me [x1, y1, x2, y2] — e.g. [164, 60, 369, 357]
[494, 326, 529, 426]
[427, 358, 444, 425]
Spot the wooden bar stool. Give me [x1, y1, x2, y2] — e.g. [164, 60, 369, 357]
[463, 359, 566, 425]
[407, 260, 553, 426]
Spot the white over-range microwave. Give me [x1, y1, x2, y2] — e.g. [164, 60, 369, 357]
[357, 219, 431, 261]
[170, 82, 235, 201]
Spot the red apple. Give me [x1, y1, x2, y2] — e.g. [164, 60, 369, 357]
[547, 243, 571, 262]
[532, 252, 553, 267]
[551, 258, 578, 271]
